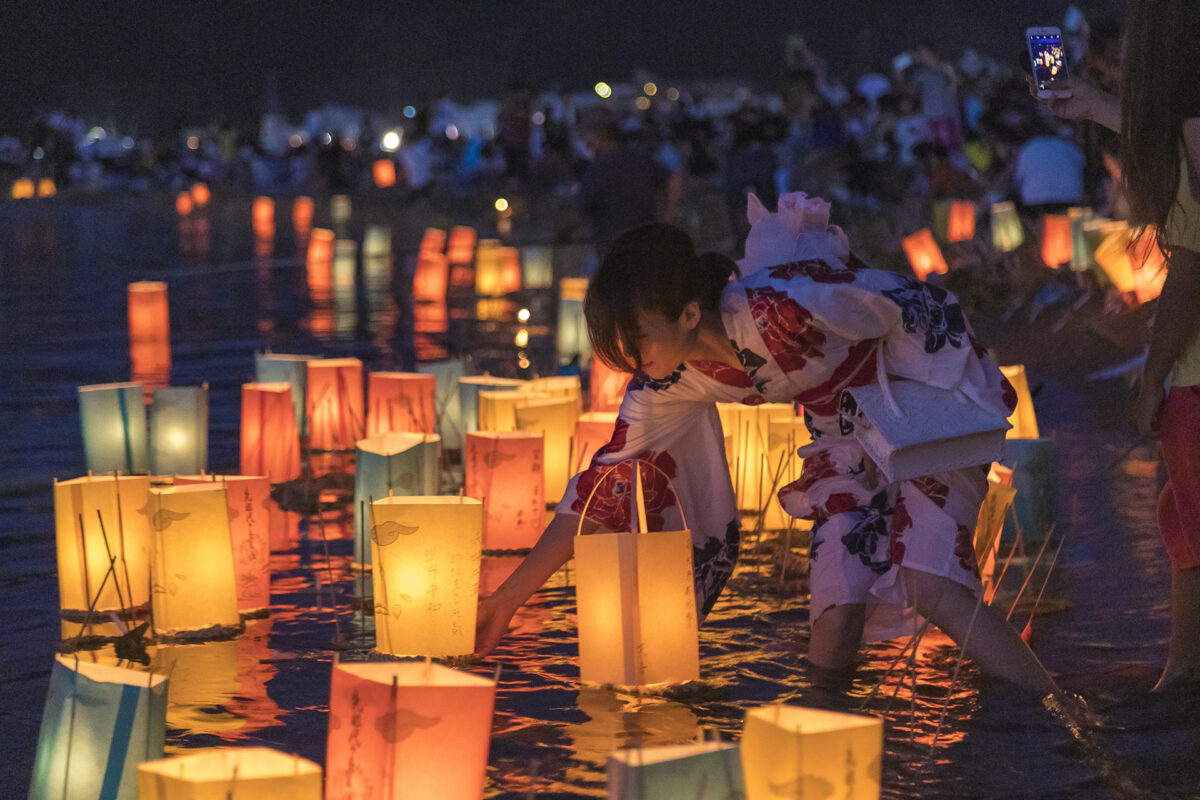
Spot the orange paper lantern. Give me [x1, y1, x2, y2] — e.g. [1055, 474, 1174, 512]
[901, 229, 949, 281]
[293, 195, 315, 233]
[307, 358, 365, 451]
[373, 158, 397, 188]
[420, 227, 447, 255]
[466, 430, 545, 550]
[447, 225, 477, 264]
[307, 227, 335, 266]
[412, 252, 450, 303]
[253, 196, 276, 238]
[128, 281, 171, 386]
[413, 301, 449, 334]
[589, 354, 630, 413]
[1041, 214, 1073, 269]
[190, 182, 211, 208]
[240, 382, 301, 482]
[946, 200, 976, 242]
[368, 372, 437, 435]
[11, 177, 35, 199]
[175, 191, 193, 215]
[1129, 229, 1168, 304]
[572, 411, 619, 473]
[37, 177, 56, 198]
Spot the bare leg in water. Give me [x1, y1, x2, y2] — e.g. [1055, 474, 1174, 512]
[1154, 566, 1200, 692]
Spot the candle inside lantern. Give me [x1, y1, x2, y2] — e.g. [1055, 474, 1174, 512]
[149, 385, 208, 476]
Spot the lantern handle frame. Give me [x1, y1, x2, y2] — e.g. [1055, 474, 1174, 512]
[574, 457, 690, 537]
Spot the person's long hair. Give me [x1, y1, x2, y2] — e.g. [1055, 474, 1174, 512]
[1120, 0, 1199, 251]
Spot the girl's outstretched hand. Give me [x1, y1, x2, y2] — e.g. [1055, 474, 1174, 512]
[474, 593, 518, 660]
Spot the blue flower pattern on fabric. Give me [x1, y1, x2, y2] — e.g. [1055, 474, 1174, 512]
[730, 339, 771, 394]
[881, 280, 967, 354]
[840, 489, 894, 575]
[694, 519, 741, 616]
[627, 366, 685, 393]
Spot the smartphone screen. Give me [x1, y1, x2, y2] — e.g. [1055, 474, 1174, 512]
[1028, 33, 1069, 90]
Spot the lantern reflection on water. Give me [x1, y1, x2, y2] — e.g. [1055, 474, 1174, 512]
[307, 227, 335, 268]
[902, 229, 948, 281]
[139, 748, 322, 800]
[466, 430, 545, 550]
[307, 358, 365, 451]
[368, 372, 437, 435]
[292, 196, 314, 234]
[149, 385, 207, 476]
[240, 382, 301, 482]
[78, 382, 149, 474]
[128, 280, 171, 387]
[353, 432, 442, 567]
[514, 395, 577, 501]
[607, 741, 744, 800]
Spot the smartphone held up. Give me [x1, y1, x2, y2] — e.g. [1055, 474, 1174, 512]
[1026, 26, 1071, 99]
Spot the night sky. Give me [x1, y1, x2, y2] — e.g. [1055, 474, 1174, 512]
[0, 0, 1122, 134]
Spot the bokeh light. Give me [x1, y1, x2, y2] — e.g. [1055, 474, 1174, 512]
[594, 82, 612, 99]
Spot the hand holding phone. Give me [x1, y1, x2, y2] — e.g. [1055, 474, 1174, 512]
[1026, 27, 1072, 99]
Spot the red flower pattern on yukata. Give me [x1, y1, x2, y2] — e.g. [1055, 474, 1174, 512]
[745, 286, 826, 373]
[795, 448, 839, 494]
[793, 338, 879, 418]
[572, 451, 679, 532]
[889, 491, 914, 565]
[953, 524, 980, 578]
[690, 359, 753, 389]
[768, 258, 859, 284]
[909, 475, 950, 508]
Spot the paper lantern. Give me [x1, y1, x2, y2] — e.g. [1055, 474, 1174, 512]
[414, 301, 449, 334]
[607, 742, 744, 800]
[479, 389, 543, 432]
[474, 239, 506, 296]
[741, 705, 882, 800]
[990, 201, 1024, 252]
[1000, 437, 1057, 543]
[476, 297, 510, 320]
[418, 359, 467, 449]
[976, 469, 1017, 597]
[368, 372, 437, 435]
[174, 475, 272, 613]
[148, 483, 242, 637]
[353, 432, 442, 566]
[718, 402, 798, 516]
[240, 382, 301, 482]
[1093, 221, 1138, 293]
[946, 200, 976, 243]
[447, 225, 477, 264]
[902, 229, 948, 281]
[364, 223, 392, 259]
[253, 196, 276, 238]
[459, 375, 526, 434]
[307, 358, 365, 450]
[78, 382, 149, 474]
[128, 280, 171, 386]
[764, 415, 814, 530]
[369, 496, 482, 656]
[1041, 214, 1072, 269]
[28, 655, 168, 800]
[558, 277, 592, 366]
[148, 385, 208, 476]
[293, 196, 314, 234]
[190, 182, 211, 208]
[326, 661, 495, 800]
[529, 375, 584, 419]
[307, 227, 335, 267]
[573, 412, 619, 473]
[413, 252, 450, 303]
[520, 244, 554, 289]
[1067, 207, 1092, 271]
[254, 352, 315, 437]
[37, 177, 56, 198]
[999, 365, 1039, 439]
[175, 191, 193, 215]
[514, 395, 577, 501]
[139, 747, 321, 800]
[575, 462, 699, 686]
[465, 431, 545, 550]
[53, 474, 152, 614]
[331, 194, 351, 225]
[420, 227, 447, 255]
[12, 177, 34, 199]
[1129, 229, 1168, 304]
[590, 353, 631, 413]
[369, 157, 396, 188]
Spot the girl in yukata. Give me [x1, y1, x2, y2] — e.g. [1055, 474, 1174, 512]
[475, 192, 1056, 695]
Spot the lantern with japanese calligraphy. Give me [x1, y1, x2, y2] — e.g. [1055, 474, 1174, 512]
[37, 177, 56, 198]
[240, 382, 301, 483]
[573, 412, 619, 474]
[589, 353, 630, 413]
[575, 461, 699, 686]
[520, 244, 554, 289]
[252, 196, 275, 238]
[53, 474, 152, 614]
[558, 277, 591, 366]
[128, 280, 171, 387]
[902, 229, 948, 281]
[607, 741, 744, 800]
[353, 433, 442, 566]
[368, 372, 437, 435]
[466, 431, 545, 551]
[1041, 214, 1072, 269]
[990, 201, 1024, 252]
[999, 365, 1039, 439]
[325, 661, 496, 800]
[149, 385, 207, 476]
[147, 483, 242, 638]
[514, 395, 577, 501]
[741, 704, 882, 800]
[369, 496, 482, 657]
[28, 656, 167, 800]
[459, 375, 526, 435]
[254, 352, 314, 437]
[373, 158, 397, 188]
[174, 475, 272, 614]
[718, 402, 798, 517]
[307, 357, 365, 451]
[190, 182, 210, 208]
[78, 382, 149, 474]
[331, 194, 351, 225]
[139, 748, 322, 800]
[293, 196, 314, 234]
[12, 177, 34, 199]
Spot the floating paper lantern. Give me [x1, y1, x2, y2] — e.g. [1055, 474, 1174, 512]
[190, 182, 211, 208]
[413, 252, 450, 303]
[520, 244, 554, 289]
[128, 280, 171, 386]
[946, 199, 976, 243]
[326, 661, 495, 800]
[976, 469, 1017, 596]
[174, 475, 272, 613]
[607, 742, 744, 800]
[253, 196, 276, 238]
[373, 158, 397, 188]
[53, 474, 152, 614]
[514, 395, 577, 501]
[1001, 437, 1057, 543]
[1129, 229, 1168, 304]
[37, 177, 56, 198]
[308, 358, 365, 451]
[420, 227, 447, 255]
[175, 191, 193, 215]
[368, 372, 437, 435]
[741, 705, 882, 800]
[589, 354, 630, 413]
[529, 375, 584, 419]
[353, 433, 442, 566]
[254, 352, 314, 437]
[990, 201, 1024, 252]
[12, 177, 35, 199]
[149, 385, 207, 476]
[573, 412, 619, 473]
[293, 196, 314, 233]
[479, 389, 540, 432]
[1068, 207, 1092, 271]
[999, 365, 1039, 439]
[764, 414, 814, 530]
[447, 225, 477, 264]
[474, 239, 506, 296]
[718, 402, 798, 516]
[1093, 221, 1138, 293]
[28, 655, 168, 800]
[78, 382, 149, 474]
[413, 301, 449, 335]
[331, 194, 351, 225]
[902, 229, 948, 281]
[139, 748, 321, 800]
[1041, 214, 1072, 269]
[364, 223, 391, 259]
[558, 277, 592, 366]
[151, 638, 242, 735]
[307, 227, 335, 267]
[418, 359, 467, 449]
[147, 483, 241, 638]
[459, 375, 526, 434]
[240, 382, 301, 482]
[466, 431, 545, 550]
[370, 496, 482, 657]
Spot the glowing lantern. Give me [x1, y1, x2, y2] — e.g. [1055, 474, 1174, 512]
[37, 177, 56, 198]
[478, 389, 546, 432]
[420, 227, 447, 255]
[53, 474, 152, 614]
[369, 496, 482, 657]
[976, 469, 1017, 597]
[368, 372, 437, 435]
[718, 402, 798, 515]
[764, 415, 814, 530]
[740, 705, 882, 800]
[500, 247, 523, 293]
[607, 741, 744, 800]
[459, 375, 526, 434]
[28, 655, 167, 800]
[174, 475, 272, 613]
[254, 352, 315, 437]
[573, 412, 619, 473]
[149, 385, 208, 476]
[465, 431, 545, 550]
[1129, 229, 1168, 304]
[307, 358, 365, 451]
[474, 239, 506, 296]
[253, 196, 276, 238]
[414, 301, 448, 334]
[373, 158, 397, 188]
[1093, 221, 1138, 293]
[1041, 214, 1072, 269]
[147, 483, 241, 638]
[1068, 207, 1092, 271]
[575, 461, 699, 686]
[190, 182, 211, 208]
[139, 748, 321, 800]
[240, 382, 301, 482]
[946, 200, 976, 243]
[590, 354, 631, 413]
[307, 227, 335, 267]
[418, 359, 468, 449]
[990, 201, 1024, 252]
[558, 277, 592, 366]
[326, 661, 495, 800]
[529, 375, 584, 419]
[999, 365, 1039, 439]
[292, 196, 314, 233]
[447, 225, 477, 264]
[902, 229, 948, 281]
[364, 223, 391, 259]
[514, 395, 577, 501]
[413, 252, 450, 303]
[78, 382, 149, 474]
[128, 280, 171, 386]
[12, 177, 34, 199]
[1001, 438, 1057, 543]
[175, 191, 193, 215]
[353, 432, 442, 566]
[331, 194, 351, 226]
[520, 244, 554, 289]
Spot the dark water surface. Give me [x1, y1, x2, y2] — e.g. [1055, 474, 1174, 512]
[2, 195, 1199, 799]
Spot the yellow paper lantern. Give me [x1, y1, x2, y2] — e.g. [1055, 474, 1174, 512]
[718, 402, 798, 515]
[458, 375, 527, 434]
[326, 661, 496, 800]
[764, 415, 814, 530]
[292, 196, 314, 234]
[240, 382, 301, 482]
[373, 158, 397, 188]
[331, 194, 351, 225]
[53, 474, 152, 614]
[139, 748, 322, 800]
[370, 496, 482, 657]
[253, 196, 276, 238]
[901, 229, 948, 281]
[529, 375, 584, 419]
[364, 223, 392, 260]
[976, 468, 1017, 598]
[12, 177, 35, 199]
[1129, 229, 1168, 304]
[150, 385, 208, 476]
[1041, 214, 1073, 269]
[78, 382, 149, 474]
[465, 431, 545, 550]
[474, 239, 507, 296]
[368, 372, 437, 435]
[147, 484, 242, 638]
[607, 741, 744, 800]
[1093, 221, 1138, 293]
[307, 357, 365, 451]
[478, 389, 550, 433]
[990, 201, 1024, 252]
[999, 365, 1039, 439]
[37, 177, 56, 198]
[573, 411, 619, 473]
[589, 354, 630, 413]
[128, 281, 171, 387]
[558, 277, 592, 366]
[514, 394, 578, 502]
